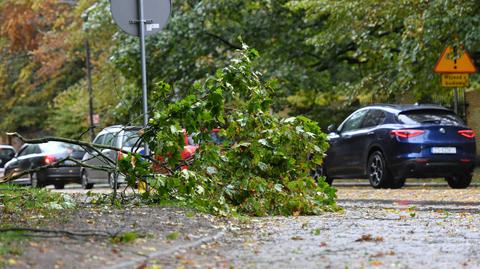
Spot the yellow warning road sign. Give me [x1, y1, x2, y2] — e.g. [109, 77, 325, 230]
[441, 74, 469, 88]
[434, 46, 477, 74]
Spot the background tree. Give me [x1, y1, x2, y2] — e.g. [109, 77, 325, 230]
[1, 0, 479, 136]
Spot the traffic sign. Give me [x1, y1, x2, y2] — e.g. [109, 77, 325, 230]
[434, 46, 477, 74]
[441, 74, 469, 88]
[110, 0, 171, 37]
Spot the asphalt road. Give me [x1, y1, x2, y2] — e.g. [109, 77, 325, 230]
[11, 182, 480, 269]
[50, 180, 480, 194]
[144, 185, 480, 269]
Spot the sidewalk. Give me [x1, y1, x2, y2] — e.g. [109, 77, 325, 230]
[6, 204, 230, 269]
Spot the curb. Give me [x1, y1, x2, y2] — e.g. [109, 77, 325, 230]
[103, 230, 226, 269]
[333, 182, 480, 188]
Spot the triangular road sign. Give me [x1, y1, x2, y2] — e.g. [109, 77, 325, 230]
[434, 46, 477, 74]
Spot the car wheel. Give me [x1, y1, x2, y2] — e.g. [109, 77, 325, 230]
[81, 171, 94, 190]
[108, 173, 119, 189]
[54, 183, 65, 190]
[446, 175, 472, 189]
[367, 151, 391, 189]
[30, 172, 42, 188]
[310, 165, 334, 186]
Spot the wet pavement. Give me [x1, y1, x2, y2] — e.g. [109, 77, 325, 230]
[146, 185, 480, 269]
[12, 183, 480, 268]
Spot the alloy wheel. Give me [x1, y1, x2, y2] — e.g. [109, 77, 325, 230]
[109, 173, 118, 189]
[81, 172, 93, 190]
[30, 172, 38, 188]
[368, 153, 384, 187]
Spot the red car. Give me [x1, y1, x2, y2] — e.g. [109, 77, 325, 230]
[152, 129, 224, 173]
[152, 129, 199, 173]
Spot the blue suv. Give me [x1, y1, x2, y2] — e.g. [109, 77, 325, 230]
[323, 104, 476, 189]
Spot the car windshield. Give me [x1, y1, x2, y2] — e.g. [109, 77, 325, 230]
[123, 130, 142, 148]
[397, 109, 464, 126]
[0, 148, 14, 159]
[39, 142, 84, 153]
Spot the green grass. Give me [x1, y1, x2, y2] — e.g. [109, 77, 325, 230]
[166, 231, 180, 241]
[111, 231, 139, 244]
[0, 185, 76, 262]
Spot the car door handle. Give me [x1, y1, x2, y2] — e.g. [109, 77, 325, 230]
[367, 132, 374, 135]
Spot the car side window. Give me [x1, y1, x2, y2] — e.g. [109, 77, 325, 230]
[17, 145, 29, 157]
[362, 110, 386, 128]
[93, 134, 105, 145]
[103, 133, 115, 147]
[341, 110, 368, 133]
[30, 145, 41, 154]
[20, 145, 37, 156]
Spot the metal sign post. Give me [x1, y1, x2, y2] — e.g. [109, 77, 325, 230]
[110, 0, 171, 192]
[110, 0, 172, 154]
[138, 0, 150, 156]
[454, 88, 460, 115]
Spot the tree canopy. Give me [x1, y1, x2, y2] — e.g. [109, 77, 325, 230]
[0, 0, 479, 136]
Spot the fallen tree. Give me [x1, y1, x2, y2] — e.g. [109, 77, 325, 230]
[1, 46, 337, 216]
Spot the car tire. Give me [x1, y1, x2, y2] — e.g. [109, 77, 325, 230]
[81, 171, 94, 190]
[30, 172, 42, 188]
[54, 183, 65, 190]
[367, 151, 391, 189]
[446, 175, 471, 189]
[108, 173, 119, 189]
[388, 178, 406, 189]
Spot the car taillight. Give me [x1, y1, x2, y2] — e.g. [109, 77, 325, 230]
[458, 130, 475, 139]
[44, 155, 56, 165]
[390, 129, 425, 138]
[117, 151, 124, 160]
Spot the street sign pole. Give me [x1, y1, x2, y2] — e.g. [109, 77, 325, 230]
[110, 0, 171, 194]
[462, 88, 467, 121]
[138, 0, 150, 157]
[453, 88, 459, 114]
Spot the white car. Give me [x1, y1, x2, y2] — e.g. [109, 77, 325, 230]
[80, 125, 143, 189]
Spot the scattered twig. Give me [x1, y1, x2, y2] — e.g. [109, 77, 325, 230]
[0, 227, 114, 238]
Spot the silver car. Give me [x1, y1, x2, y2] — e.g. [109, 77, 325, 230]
[81, 125, 143, 189]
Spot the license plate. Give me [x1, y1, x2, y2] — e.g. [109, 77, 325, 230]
[431, 147, 457, 154]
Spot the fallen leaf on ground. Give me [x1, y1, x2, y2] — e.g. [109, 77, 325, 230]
[355, 234, 383, 242]
[371, 250, 395, 258]
[136, 262, 147, 269]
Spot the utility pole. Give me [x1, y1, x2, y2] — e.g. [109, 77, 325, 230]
[85, 38, 95, 141]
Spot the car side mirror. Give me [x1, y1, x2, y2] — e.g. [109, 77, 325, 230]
[327, 124, 338, 133]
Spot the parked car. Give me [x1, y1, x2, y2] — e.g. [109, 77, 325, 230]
[152, 129, 199, 173]
[323, 104, 476, 189]
[0, 145, 16, 177]
[3, 141, 86, 189]
[81, 125, 143, 189]
[83, 125, 203, 189]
